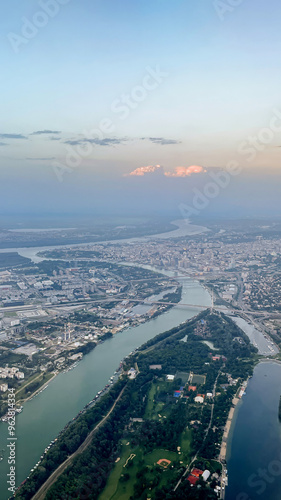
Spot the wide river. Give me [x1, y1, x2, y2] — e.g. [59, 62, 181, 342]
[0, 270, 211, 499]
[226, 361, 281, 500]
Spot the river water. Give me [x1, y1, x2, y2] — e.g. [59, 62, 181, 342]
[0, 272, 211, 498]
[226, 361, 281, 500]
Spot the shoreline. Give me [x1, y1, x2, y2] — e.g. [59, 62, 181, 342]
[18, 372, 58, 405]
[221, 359, 280, 473]
[219, 386, 246, 463]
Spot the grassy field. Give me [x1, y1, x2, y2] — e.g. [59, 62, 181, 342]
[99, 380, 193, 500]
[144, 382, 158, 419]
[98, 441, 139, 500]
[98, 443, 181, 500]
[144, 380, 175, 420]
[16, 371, 54, 402]
[145, 448, 180, 466]
[180, 428, 192, 459]
[191, 374, 206, 385]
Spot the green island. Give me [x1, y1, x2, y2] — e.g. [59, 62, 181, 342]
[15, 309, 258, 500]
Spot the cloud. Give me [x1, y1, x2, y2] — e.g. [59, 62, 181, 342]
[125, 164, 206, 177]
[165, 165, 206, 177]
[142, 137, 181, 146]
[31, 130, 61, 135]
[64, 139, 84, 146]
[64, 137, 127, 147]
[0, 142, 8, 146]
[0, 133, 27, 140]
[125, 165, 163, 176]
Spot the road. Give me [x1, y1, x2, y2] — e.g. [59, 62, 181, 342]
[31, 384, 126, 500]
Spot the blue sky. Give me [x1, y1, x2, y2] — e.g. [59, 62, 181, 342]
[1, 0, 281, 216]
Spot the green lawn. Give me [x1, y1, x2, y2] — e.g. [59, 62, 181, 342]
[99, 381, 190, 500]
[98, 445, 181, 500]
[98, 442, 143, 500]
[16, 372, 54, 401]
[180, 428, 192, 453]
[191, 374, 206, 385]
[144, 382, 158, 419]
[144, 448, 180, 466]
[144, 380, 174, 420]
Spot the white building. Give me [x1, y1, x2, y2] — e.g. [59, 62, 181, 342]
[202, 470, 211, 481]
[128, 368, 137, 379]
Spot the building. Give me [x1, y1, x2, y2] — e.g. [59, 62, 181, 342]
[0, 383, 8, 392]
[173, 390, 181, 398]
[188, 385, 197, 392]
[191, 468, 203, 477]
[187, 474, 199, 485]
[128, 367, 137, 379]
[202, 470, 211, 481]
[187, 467, 204, 486]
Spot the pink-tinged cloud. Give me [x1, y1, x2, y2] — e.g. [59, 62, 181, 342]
[125, 164, 206, 177]
[164, 165, 206, 177]
[125, 164, 162, 176]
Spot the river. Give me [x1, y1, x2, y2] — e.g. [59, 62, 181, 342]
[0, 271, 211, 499]
[226, 361, 281, 500]
[0, 219, 208, 261]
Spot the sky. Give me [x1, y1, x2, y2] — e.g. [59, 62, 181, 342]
[1, 0, 281, 218]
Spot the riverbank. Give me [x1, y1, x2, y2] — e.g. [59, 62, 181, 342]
[18, 372, 57, 405]
[225, 361, 281, 500]
[219, 378, 249, 463]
